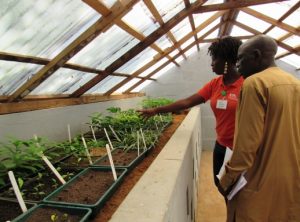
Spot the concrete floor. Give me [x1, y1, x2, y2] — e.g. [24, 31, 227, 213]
[197, 150, 226, 222]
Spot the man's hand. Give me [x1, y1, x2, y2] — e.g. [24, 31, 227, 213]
[137, 108, 158, 120]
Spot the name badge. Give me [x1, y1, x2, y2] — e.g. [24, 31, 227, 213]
[216, 99, 228, 109]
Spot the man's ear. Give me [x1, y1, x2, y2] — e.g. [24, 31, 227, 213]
[253, 49, 262, 60]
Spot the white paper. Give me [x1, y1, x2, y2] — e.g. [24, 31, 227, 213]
[227, 171, 247, 200]
[216, 147, 233, 180]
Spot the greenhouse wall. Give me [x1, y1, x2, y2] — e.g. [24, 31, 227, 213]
[0, 97, 145, 143]
[143, 46, 300, 150]
[110, 106, 201, 222]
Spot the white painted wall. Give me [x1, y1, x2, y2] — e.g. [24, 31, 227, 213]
[142, 46, 300, 150]
[0, 97, 145, 143]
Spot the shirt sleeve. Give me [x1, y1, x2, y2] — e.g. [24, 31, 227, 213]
[220, 79, 266, 191]
[198, 79, 213, 102]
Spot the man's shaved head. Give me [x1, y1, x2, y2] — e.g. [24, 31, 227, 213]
[237, 35, 278, 78]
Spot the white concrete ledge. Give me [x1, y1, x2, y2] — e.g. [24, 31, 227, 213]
[110, 107, 202, 222]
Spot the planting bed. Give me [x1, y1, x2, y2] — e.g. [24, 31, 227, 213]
[92, 112, 187, 222]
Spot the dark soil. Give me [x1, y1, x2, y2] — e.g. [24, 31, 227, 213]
[92, 112, 187, 221]
[52, 169, 123, 204]
[23, 206, 83, 222]
[93, 149, 141, 167]
[59, 155, 100, 168]
[0, 198, 34, 222]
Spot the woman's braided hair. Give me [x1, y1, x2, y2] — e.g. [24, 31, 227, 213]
[207, 36, 242, 63]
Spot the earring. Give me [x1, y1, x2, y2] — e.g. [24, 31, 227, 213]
[224, 62, 228, 74]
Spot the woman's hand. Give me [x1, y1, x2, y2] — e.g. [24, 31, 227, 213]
[137, 108, 158, 120]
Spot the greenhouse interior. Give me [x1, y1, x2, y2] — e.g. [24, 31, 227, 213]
[0, 0, 299, 221]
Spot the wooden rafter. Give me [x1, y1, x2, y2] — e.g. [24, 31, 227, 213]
[183, 0, 200, 51]
[275, 45, 300, 59]
[106, 12, 226, 95]
[0, 51, 155, 81]
[263, 1, 300, 34]
[241, 7, 300, 37]
[71, 1, 241, 97]
[218, 0, 239, 37]
[232, 21, 300, 57]
[143, 0, 187, 59]
[7, 0, 140, 102]
[0, 93, 144, 115]
[84, 0, 180, 67]
[193, 0, 288, 13]
[125, 23, 222, 93]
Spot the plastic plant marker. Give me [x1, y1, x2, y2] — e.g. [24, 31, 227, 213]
[90, 125, 97, 142]
[105, 144, 117, 181]
[8, 171, 28, 213]
[104, 128, 114, 150]
[109, 125, 121, 142]
[67, 124, 72, 143]
[81, 135, 93, 165]
[140, 129, 147, 151]
[137, 131, 140, 156]
[41, 155, 66, 184]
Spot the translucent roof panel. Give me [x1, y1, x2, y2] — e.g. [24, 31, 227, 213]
[175, 55, 185, 64]
[30, 69, 96, 95]
[86, 76, 126, 94]
[0, 1, 100, 59]
[282, 0, 300, 27]
[280, 55, 300, 69]
[0, 61, 42, 95]
[185, 45, 198, 58]
[202, 0, 223, 5]
[115, 78, 141, 93]
[170, 18, 192, 41]
[181, 37, 196, 50]
[283, 35, 300, 48]
[115, 48, 157, 74]
[249, 1, 296, 20]
[197, 18, 220, 39]
[267, 27, 289, 39]
[236, 11, 270, 33]
[139, 58, 169, 77]
[151, 0, 185, 23]
[69, 25, 139, 70]
[155, 36, 173, 51]
[193, 12, 216, 28]
[102, 0, 117, 8]
[204, 29, 219, 40]
[122, 2, 159, 37]
[230, 25, 253, 37]
[152, 63, 176, 79]
[276, 47, 289, 57]
[131, 80, 152, 93]
[169, 49, 180, 58]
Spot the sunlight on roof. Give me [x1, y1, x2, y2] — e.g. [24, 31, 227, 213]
[131, 80, 152, 92]
[237, 11, 270, 33]
[193, 12, 218, 28]
[185, 45, 199, 58]
[276, 47, 288, 57]
[102, 0, 117, 8]
[139, 58, 169, 77]
[0, 0, 100, 58]
[231, 26, 253, 37]
[122, 2, 159, 37]
[204, 30, 218, 40]
[203, 0, 223, 5]
[267, 27, 289, 40]
[0, 61, 41, 95]
[155, 36, 173, 50]
[115, 78, 141, 93]
[86, 76, 126, 94]
[181, 37, 196, 49]
[169, 49, 180, 58]
[151, 0, 185, 22]
[70, 25, 139, 70]
[283, 7, 300, 27]
[197, 18, 220, 38]
[152, 63, 176, 79]
[30, 69, 96, 95]
[170, 18, 192, 41]
[115, 47, 157, 74]
[281, 54, 300, 69]
[283, 35, 300, 48]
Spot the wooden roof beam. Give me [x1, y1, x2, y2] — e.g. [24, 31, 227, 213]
[275, 45, 300, 59]
[233, 21, 300, 57]
[263, 1, 300, 34]
[143, 0, 187, 59]
[71, 1, 232, 97]
[241, 7, 300, 37]
[7, 0, 140, 102]
[183, 0, 200, 51]
[0, 51, 155, 80]
[193, 0, 288, 13]
[124, 23, 221, 93]
[106, 13, 225, 95]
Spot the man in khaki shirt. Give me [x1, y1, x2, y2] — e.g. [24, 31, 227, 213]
[220, 35, 300, 221]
